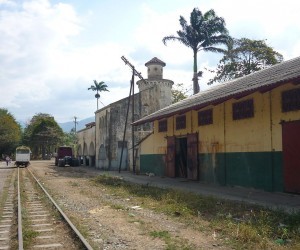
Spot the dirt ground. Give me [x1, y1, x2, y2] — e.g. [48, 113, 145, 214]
[29, 160, 229, 250]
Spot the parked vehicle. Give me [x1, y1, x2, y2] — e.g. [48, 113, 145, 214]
[54, 146, 79, 167]
[15, 146, 31, 167]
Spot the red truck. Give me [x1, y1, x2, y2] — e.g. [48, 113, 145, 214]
[54, 146, 78, 167]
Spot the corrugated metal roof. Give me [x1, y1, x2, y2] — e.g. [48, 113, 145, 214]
[133, 56, 300, 125]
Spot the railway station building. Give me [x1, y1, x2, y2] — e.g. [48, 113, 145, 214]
[78, 55, 300, 194]
[133, 56, 300, 194]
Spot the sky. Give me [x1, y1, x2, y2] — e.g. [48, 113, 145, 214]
[1, 0, 300, 124]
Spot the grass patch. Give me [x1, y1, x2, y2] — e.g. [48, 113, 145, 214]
[23, 228, 39, 246]
[1, 170, 19, 249]
[128, 218, 145, 224]
[19, 171, 40, 249]
[92, 174, 300, 249]
[110, 203, 125, 210]
[150, 230, 170, 239]
[150, 230, 193, 249]
[66, 214, 100, 250]
[69, 181, 80, 187]
[68, 214, 90, 238]
[0, 176, 11, 217]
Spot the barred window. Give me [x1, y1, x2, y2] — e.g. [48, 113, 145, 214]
[158, 120, 167, 132]
[233, 99, 254, 120]
[198, 109, 213, 126]
[176, 115, 186, 130]
[282, 88, 300, 112]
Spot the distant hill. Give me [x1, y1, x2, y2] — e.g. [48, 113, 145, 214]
[59, 116, 95, 133]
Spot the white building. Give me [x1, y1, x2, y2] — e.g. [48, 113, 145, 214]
[77, 57, 173, 171]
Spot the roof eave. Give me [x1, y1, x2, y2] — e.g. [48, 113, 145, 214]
[133, 76, 300, 126]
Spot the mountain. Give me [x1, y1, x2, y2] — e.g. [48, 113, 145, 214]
[59, 116, 95, 133]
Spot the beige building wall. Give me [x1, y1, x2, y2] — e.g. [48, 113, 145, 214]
[140, 82, 300, 154]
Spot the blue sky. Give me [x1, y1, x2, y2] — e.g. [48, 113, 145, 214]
[1, 0, 300, 123]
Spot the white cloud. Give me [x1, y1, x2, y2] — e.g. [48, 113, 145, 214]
[1, 0, 300, 123]
[0, 0, 15, 7]
[133, 4, 193, 66]
[0, 0, 83, 120]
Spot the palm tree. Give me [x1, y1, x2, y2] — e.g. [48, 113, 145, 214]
[163, 8, 230, 94]
[88, 80, 109, 110]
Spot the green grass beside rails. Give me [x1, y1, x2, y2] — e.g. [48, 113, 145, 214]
[0, 171, 19, 249]
[92, 174, 300, 249]
[0, 176, 11, 218]
[19, 170, 40, 249]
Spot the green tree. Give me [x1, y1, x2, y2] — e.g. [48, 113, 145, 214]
[62, 128, 77, 145]
[88, 80, 109, 110]
[23, 113, 63, 159]
[163, 8, 230, 94]
[0, 108, 22, 157]
[207, 38, 284, 84]
[172, 83, 189, 103]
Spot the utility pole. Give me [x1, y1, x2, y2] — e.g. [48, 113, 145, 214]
[119, 56, 146, 174]
[73, 116, 78, 133]
[73, 116, 78, 158]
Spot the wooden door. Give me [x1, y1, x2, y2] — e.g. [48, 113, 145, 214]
[282, 120, 300, 193]
[187, 133, 198, 180]
[166, 136, 175, 177]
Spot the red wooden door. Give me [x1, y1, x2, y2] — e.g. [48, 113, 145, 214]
[282, 120, 300, 193]
[187, 133, 198, 180]
[166, 136, 175, 177]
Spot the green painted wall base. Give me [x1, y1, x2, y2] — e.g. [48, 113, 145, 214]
[140, 154, 165, 176]
[140, 151, 283, 192]
[199, 152, 283, 192]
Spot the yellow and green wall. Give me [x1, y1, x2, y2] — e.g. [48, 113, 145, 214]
[139, 83, 300, 192]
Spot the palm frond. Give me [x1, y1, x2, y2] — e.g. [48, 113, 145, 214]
[202, 46, 226, 53]
[163, 35, 181, 45]
[88, 85, 96, 91]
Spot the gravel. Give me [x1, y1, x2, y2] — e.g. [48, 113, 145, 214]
[29, 160, 228, 250]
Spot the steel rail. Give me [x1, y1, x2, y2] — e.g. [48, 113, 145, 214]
[17, 167, 24, 250]
[26, 168, 93, 250]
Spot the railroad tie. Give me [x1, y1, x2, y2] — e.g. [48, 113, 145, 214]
[32, 243, 63, 248]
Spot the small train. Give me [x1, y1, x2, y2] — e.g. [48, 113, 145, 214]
[15, 146, 31, 167]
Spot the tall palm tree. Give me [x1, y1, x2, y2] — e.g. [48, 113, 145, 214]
[163, 8, 230, 94]
[88, 80, 109, 110]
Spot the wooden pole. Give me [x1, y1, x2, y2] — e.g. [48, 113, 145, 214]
[132, 68, 135, 173]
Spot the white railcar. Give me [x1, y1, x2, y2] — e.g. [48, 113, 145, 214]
[15, 146, 31, 167]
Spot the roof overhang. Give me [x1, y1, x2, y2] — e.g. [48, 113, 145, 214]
[133, 75, 300, 126]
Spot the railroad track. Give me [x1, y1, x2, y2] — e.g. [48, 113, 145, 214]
[0, 167, 93, 250]
[0, 167, 16, 250]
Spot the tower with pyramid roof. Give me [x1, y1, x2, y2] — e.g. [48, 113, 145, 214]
[137, 57, 174, 119]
